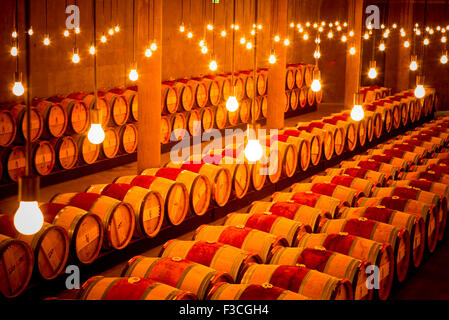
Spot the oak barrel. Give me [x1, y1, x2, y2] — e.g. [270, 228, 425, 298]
[119, 123, 138, 154]
[0, 109, 17, 147]
[10, 104, 44, 142]
[207, 282, 309, 300]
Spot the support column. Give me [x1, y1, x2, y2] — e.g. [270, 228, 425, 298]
[344, 0, 364, 107]
[137, 0, 162, 172]
[267, 0, 287, 130]
[385, 0, 414, 92]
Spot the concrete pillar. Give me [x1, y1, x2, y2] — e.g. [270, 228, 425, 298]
[385, 0, 414, 92]
[267, 0, 288, 130]
[137, 0, 162, 172]
[344, 0, 364, 107]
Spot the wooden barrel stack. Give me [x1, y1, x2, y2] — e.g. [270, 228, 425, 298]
[284, 64, 321, 114]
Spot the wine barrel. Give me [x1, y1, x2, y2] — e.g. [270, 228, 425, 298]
[368, 148, 420, 165]
[284, 91, 290, 112]
[311, 121, 346, 156]
[257, 69, 268, 96]
[0, 215, 69, 281]
[398, 137, 439, 154]
[269, 246, 371, 300]
[291, 183, 358, 207]
[295, 64, 305, 88]
[261, 138, 298, 178]
[274, 134, 311, 172]
[202, 76, 222, 106]
[296, 125, 334, 161]
[323, 117, 358, 152]
[40, 203, 103, 265]
[239, 99, 250, 123]
[304, 64, 313, 87]
[295, 232, 394, 300]
[186, 110, 201, 136]
[34, 100, 68, 138]
[319, 218, 410, 283]
[200, 107, 215, 131]
[249, 99, 261, 122]
[0, 234, 33, 298]
[249, 201, 321, 233]
[310, 175, 374, 197]
[114, 175, 188, 226]
[325, 167, 387, 187]
[353, 155, 409, 171]
[73, 134, 100, 165]
[357, 197, 438, 254]
[121, 256, 232, 300]
[214, 104, 227, 129]
[224, 212, 306, 246]
[165, 161, 232, 207]
[50, 136, 78, 170]
[170, 112, 187, 141]
[67, 92, 110, 126]
[85, 183, 164, 238]
[285, 67, 295, 90]
[365, 104, 392, 134]
[160, 240, 261, 282]
[0, 109, 17, 147]
[194, 225, 288, 263]
[80, 276, 197, 300]
[281, 129, 321, 166]
[382, 100, 401, 129]
[365, 111, 382, 140]
[232, 74, 245, 101]
[101, 127, 120, 159]
[10, 104, 44, 142]
[47, 97, 90, 135]
[207, 282, 309, 300]
[51, 193, 135, 250]
[32, 140, 55, 176]
[216, 74, 231, 102]
[271, 192, 341, 218]
[307, 88, 315, 106]
[259, 95, 268, 119]
[339, 160, 399, 181]
[316, 88, 323, 104]
[161, 82, 179, 114]
[160, 115, 172, 144]
[142, 168, 211, 217]
[4, 146, 26, 182]
[389, 179, 449, 240]
[122, 90, 138, 121]
[299, 87, 307, 108]
[380, 143, 427, 159]
[338, 206, 426, 269]
[190, 78, 209, 109]
[119, 123, 138, 154]
[240, 264, 353, 300]
[173, 81, 194, 112]
[227, 108, 240, 126]
[242, 72, 255, 99]
[290, 89, 299, 111]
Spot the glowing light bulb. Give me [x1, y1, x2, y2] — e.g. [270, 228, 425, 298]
[199, 39, 205, 47]
[200, 46, 208, 54]
[129, 69, 138, 82]
[88, 124, 105, 144]
[306, 22, 310, 27]
[10, 46, 18, 57]
[410, 60, 418, 71]
[303, 33, 309, 40]
[246, 42, 253, 50]
[72, 51, 80, 64]
[179, 25, 185, 33]
[89, 45, 96, 55]
[401, 30, 406, 37]
[145, 48, 152, 57]
[150, 42, 157, 51]
[379, 42, 386, 51]
[207, 24, 213, 31]
[429, 29, 434, 35]
[314, 50, 321, 59]
[115, 25, 120, 32]
[423, 38, 429, 45]
[341, 35, 347, 42]
[349, 30, 354, 37]
[414, 84, 425, 98]
[108, 28, 114, 36]
[364, 33, 369, 40]
[244, 140, 263, 162]
[14, 202, 44, 235]
[251, 29, 255, 36]
[28, 28, 33, 36]
[381, 24, 385, 29]
[75, 27, 81, 34]
[221, 30, 227, 37]
[290, 22, 294, 28]
[328, 32, 333, 38]
[315, 38, 321, 44]
[274, 35, 280, 42]
[383, 31, 389, 38]
[187, 32, 193, 38]
[226, 96, 239, 112]
[234, 25, 239, 30]
[101, 34, 107, 43]
[257, 24, 262, 30]
[240, 37, 246, 44]
[43, 36, 50, 46]
[311, 79, 321, 92]
[269, 53, 277, 64]
[284, 38, 290, 46]
[392, 23, 397, 29]
[349, 47, 356, 55]
[368, 67, 377, 79]
[63, 29, 70, 37]
[351, 104, 364, 121]
[12, 81, 24, 96]
[404, 40, 410, 48]
[416, 29, 421, 36]
[442, 36, 447, 43]
[209, 60, 218, 71]
[318, 27, 323, 32]
[313, 23, 318, 29]
[343, 22, 347, 27]
[441, 54, 448, 64]
[337, 25, 342, 31]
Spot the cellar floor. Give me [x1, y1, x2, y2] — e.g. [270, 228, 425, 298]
[1, 102, 448, 300]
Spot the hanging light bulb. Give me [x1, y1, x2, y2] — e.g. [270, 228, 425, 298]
[379, 41, 386, 51]
[207, 24, 213, 31]
[209, 59, 218, 71]
[251, 29, 256, 36]
[28, 27, 33, 36]
[240, 37, 246, 44]
[187, 31, 193, 38]
[145, 47, 152, 57]
[87, 110, 105, 145]
[63, 29, 70, 37]
[313, 23, 318, 29]
[337, 25, 342, 31]
[199, 39, 205, 47]
[244, 132, 263, 162]
[12, 72, 24, 97]
[150, 42, 157, 51]
[268, 51, 277, 64]
[442, 36, 447, 43]
[423, 38, 429, 45]
[404, 40, 410, 48]
[349, 30, 354, 37]
[349, 46, 356, 55]
[14, 177, 44, 235]
[284, 38, 290, 46]
[311, 68, 321, 92]
[129, 66, 139, 82]
[10, 45, 18, 57]
[89, 43, 96, 55]
[234, 25, 239, 30]
[179, 24, 185, 33]
[400, 30, 406, 37]
[274, 35, 280, 42]
[257, 24, 262, 30]
[298, 27, 304, 33]
[429, 29, 434, 35]
[303, 33, 309, 40]
[75, 27, 81, 34]
[101, 33, 107, 43]
[351, 92, 365, 121]
[343, 22, 348, 27]
[441, 52, 448, 64]
[306, 22, 310, 27]
[72, 48, 80, 64]
[368, 60, 377, 79]
[108, 28, 114, 36]
[410, 55, 418, 71]
[392, 23, 397, 29]
[246, 42, 253, 50]
[341, 35, 347, 42]
[226, 95, 239, 112]
[221, 30, 227, 37]
[290, 22, 294, 28]
[363, 33, 369, 40]
[328, 31, 333, 39]
[414, 76, 425, 98]
[201, 46, 208, 54]
[318, 26, 323, 32]
[115, 25, 120, 33]
[12, 30, 18, 38]
[314, 49, 321, 59]
[43, 34, 50, 46]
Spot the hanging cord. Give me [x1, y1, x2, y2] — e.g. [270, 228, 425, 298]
[93, 0, 98, 110]
[132, 0, 135, 63]
[420, 0, 428, 78]
[148, 0, 151, 44]
[25, 0, 31, 176]
[231, 0, 236, 93]
[45, 0, 48, 35]
[269, 0, 275, 48]
[252, 0, 258, 129]
[14, 0, 19, 74]
[152, 0, 155, 41]
[212, 0, 216, 56]
[74, 0, 78, 49]
[180, 0, 184, 26]
[315, 0, 322, 68]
